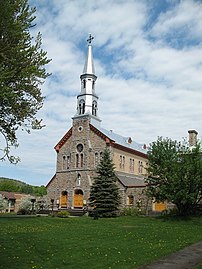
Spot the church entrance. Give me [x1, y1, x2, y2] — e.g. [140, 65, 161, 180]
[60, 191, 68, 208]
[74, 189, 83, 208]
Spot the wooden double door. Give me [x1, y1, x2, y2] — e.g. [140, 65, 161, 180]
[60, 191, 68, 208]
[74, 189, 83, 208]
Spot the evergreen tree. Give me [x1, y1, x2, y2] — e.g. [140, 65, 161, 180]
[89, 148, 120, 218]
[0, 0, 51, 163]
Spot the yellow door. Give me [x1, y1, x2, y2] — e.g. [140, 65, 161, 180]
[154, 202, 167, 212]
[60, 194, 67, 208]
[74, 194, 83, 208]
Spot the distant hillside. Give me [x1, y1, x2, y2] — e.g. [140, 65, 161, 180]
[0, 177, 47, 196]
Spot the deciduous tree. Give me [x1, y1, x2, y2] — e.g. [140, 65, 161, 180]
[147, 137, 202, 215]
[0, 0, 51, 163]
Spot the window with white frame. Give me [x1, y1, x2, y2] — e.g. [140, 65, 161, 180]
[119, 155, 125, 170]
[130, 158, 135, 172]
[138, 161, 143, 174]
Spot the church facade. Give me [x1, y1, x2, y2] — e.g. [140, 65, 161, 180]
[46, 37, 150, 212]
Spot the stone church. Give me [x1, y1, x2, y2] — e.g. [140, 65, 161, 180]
[46, 36, 150, 212]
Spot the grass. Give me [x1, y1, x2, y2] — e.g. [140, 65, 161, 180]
[195, 264, 202, 269]
[0, 215, 201, 269]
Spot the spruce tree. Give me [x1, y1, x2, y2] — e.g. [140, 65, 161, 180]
[89, 148, 120, 218]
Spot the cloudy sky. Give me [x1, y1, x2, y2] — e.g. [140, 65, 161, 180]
[1, 0, 202, 186]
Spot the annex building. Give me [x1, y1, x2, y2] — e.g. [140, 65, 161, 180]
[46, 36, 151, 212]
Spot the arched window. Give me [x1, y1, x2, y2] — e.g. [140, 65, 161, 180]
[79, 100, 85, 115]
[76, 154, 79, 168]
[75, 144, 84, 168]
[129, 158, 134, 172]
[62, 156, 66, 170]
[79, 103, 82, 115]
[119, 155, 125, 169]
[80, 154, 84, 167]
[76, 174, 81, 186]
[138, 161, 143, 174]
[83, 79, 86, 89]
[92, 101, 97, 116]
[67, 155, 70, 169]
[95, 152, 99, 167]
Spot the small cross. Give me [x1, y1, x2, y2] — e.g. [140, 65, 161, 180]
[87, 34, 94, 44]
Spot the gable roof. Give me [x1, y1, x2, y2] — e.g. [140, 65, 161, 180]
[115, 172, 147, 188]
[0, 191, 16, 200]
[90, 124, 148, 158]
[46, 174, 56, 188]
[54, 127, 72, 152]
[53, 122, 148, 159]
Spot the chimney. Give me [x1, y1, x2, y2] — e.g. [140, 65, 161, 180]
[188, 130, 198, 147]
[128, 137, 132, 144]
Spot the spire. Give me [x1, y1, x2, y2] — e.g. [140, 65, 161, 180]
[73, 34, 101, 126]
[83, 34, 95, 75]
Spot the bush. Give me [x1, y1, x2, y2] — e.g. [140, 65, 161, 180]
[56, 211, 70, 218]
[121, 207, 143, 216]
[17, 208, 30, 215]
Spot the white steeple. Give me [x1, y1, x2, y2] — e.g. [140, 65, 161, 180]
[83, 42, 95, 75]
[74, 34, 101, 125]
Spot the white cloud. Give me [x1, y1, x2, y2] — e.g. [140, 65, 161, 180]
[150, 0, 202, 41]
[1, 0, 202, 185]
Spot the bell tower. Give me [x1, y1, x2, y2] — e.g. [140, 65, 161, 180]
[73, 34, 101, 126]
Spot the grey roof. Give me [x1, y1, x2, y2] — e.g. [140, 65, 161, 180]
[94, 125, 147, 154]
[0, 191, 16, 200]
[115, 172, 146, 187]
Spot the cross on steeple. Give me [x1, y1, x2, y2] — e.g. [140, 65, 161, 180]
[87, 34, 94, 45]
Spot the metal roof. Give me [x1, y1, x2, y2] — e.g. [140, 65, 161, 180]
[94, 125, 147, 154]
[115, 172, 146, 187]
[83, 45, 95, 75]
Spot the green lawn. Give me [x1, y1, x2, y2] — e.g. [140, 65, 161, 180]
[0, 215, 201, 269]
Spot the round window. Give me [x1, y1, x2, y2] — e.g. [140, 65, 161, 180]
[78, 126, 83, 132]
[77, 144, 83, 152]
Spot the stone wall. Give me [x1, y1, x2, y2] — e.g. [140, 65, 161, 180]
[47, 116, 151, 211]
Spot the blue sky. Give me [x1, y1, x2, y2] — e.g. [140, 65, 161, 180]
[1, 0, 202, 186]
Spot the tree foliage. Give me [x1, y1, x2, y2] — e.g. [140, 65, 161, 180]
[89, 148, 121, 218]
[0, 177, 47, 196]
[0, 194, 7, 212]
[0, 0, 51, 163]
[147, 137, 202, 215]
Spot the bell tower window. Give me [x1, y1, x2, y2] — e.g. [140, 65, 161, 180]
[79, 100, 85, 115]
[83, 79, 86, 89]
[92, 101, 97, 116]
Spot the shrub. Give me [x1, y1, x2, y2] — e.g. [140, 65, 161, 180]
[56, 211, 70, 218]
[17, 208, 30, 215]
[121, 207, 143, 216]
